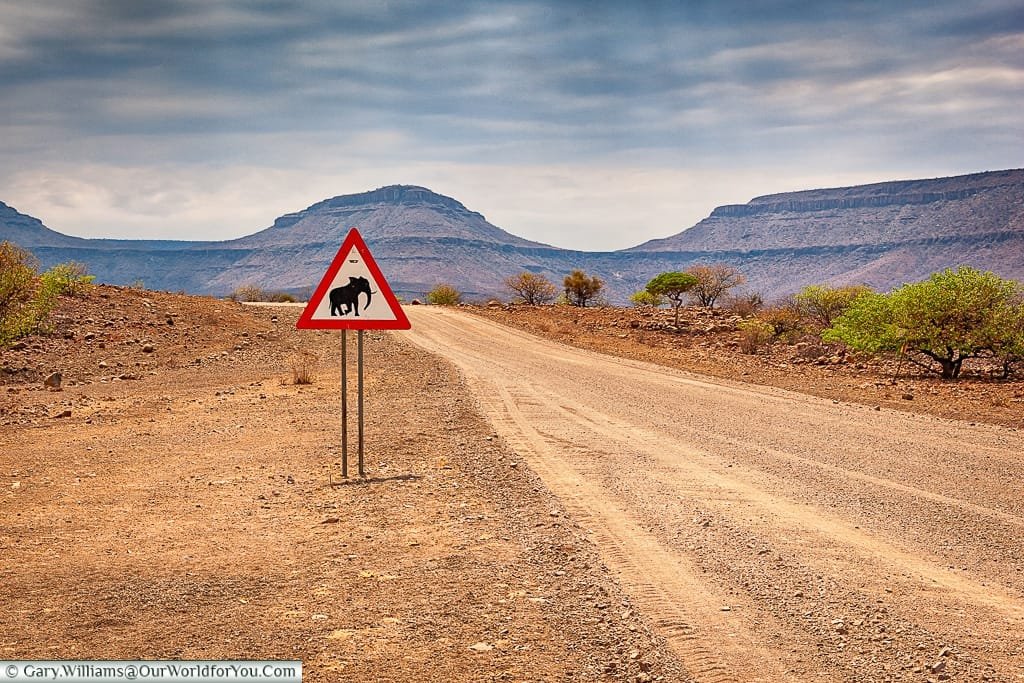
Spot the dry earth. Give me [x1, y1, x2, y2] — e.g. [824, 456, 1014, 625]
[1, 286, 684, 682]
[4, 288, 1024, 682]
[406, 306, 1024, 682]
[469, 304, 1024, 430]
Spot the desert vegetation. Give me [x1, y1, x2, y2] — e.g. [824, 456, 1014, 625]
[823, 267, 1024, 379]
[426, 283, 462, 305]
[227, 284, 298, 303]
[644, 271, 698, 326]
[562, 269, 605, 307]
[687, 263, 746, 308]
[0, 241, 94, 347]
[505, 272, 558, 305]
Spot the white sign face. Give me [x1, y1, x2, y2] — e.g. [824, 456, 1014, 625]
[296, 229, 410, 331]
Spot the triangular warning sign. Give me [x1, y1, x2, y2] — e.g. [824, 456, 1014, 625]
[296, 228, 411, 330]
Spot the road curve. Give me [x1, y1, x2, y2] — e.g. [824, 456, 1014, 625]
[401, 306, 1024, 682]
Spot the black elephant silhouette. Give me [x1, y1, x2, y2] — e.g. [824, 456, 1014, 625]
[329, 276, 373, 317]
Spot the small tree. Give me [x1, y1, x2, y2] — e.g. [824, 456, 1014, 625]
[793, 284, 872, 329]
[645, 271, 699, 327]
[505, 272, 557, 305]
[629, 290, 664, 308]
[688, 263, 745, 308]
[825, 266, 1021, 379]
[563, 269, 603, 307]
[426, 284, 462, 305]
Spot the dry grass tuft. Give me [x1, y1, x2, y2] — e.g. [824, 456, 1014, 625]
[291, 350, 317, 385]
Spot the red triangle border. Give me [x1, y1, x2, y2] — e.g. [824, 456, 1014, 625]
[295, 228, 412, 330]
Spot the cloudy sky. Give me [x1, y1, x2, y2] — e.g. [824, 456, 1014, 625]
[1, 1, 1021, 250]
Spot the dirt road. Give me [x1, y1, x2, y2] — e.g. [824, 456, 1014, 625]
[403, 306, 1024, 682]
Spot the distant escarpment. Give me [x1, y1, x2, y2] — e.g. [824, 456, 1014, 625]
[3, 171, 1023, 303]
[629, 169, 1024, 295]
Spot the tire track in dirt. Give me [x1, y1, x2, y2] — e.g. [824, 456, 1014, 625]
[481, 382, 792, 683]
[402, 307, 1024, 681]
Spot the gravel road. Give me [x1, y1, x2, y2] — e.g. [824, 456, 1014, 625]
[403, 306, 1024, 682]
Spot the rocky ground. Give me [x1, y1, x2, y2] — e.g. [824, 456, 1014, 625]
[3, 286, 1021, 682]
[1, 285, 685, 682]
[469, 303, 1023, 430]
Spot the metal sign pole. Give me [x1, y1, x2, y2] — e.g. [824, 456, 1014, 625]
[357, 330, 365, 477]
[341, 329, 348, 478]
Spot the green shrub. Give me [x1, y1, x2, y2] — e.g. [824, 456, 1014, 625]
[426, 284, 462, 305]
[1, 243, 92, 347]
[629, 290, 664, 308]
[793, 284, 872, 329]
[824, 266, 1022, 379]
[738, 319, 774, 354]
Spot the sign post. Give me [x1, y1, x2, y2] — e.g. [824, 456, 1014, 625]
[296, 228, 411, 478]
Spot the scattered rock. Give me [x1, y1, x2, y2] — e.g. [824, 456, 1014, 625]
[54, 409, 72, 418]
[902, 393, 914, 400]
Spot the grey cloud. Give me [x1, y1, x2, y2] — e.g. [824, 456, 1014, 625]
[0, 1, 1021, 181]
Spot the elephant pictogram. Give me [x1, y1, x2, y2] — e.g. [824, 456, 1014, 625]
[329, 276, 373, 317]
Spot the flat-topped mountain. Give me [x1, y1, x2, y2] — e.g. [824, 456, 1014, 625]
[634, 169, 1024, 252]
[625, 169, 1024, 296]
[3, 172, 1023, 302]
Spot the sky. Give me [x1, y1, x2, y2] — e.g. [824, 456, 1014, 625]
[0, 0, 1021, 251]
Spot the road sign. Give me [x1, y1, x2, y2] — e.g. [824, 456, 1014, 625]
[296, 228, 411, 330]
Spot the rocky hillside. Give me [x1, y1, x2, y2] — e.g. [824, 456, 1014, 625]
[194, 185, 569, 296]
[628, 169, 1024, 294]
[3, 171, 1023, 302]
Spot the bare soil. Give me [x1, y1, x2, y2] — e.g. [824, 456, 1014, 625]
[5, 288, 1023, 682]
[406, 306, 1024, 682]
[1, 286, 684, 682]
[469, 303, 1023, 430]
